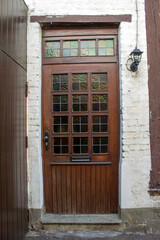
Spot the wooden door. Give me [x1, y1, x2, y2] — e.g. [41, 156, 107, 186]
[42, 28, 119, 214]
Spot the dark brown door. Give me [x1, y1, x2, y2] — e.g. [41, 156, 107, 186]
[42, 29, 119, 214]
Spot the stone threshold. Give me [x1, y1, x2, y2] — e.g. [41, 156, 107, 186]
[41, 214, 121, 225]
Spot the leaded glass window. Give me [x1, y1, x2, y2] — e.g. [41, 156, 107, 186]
[52, 74, 68, 91]
[53, 116, 68, 133]
[72, 95, 88, 112]
[45, 38, 115, 58]
[45, 41, 60, 57]
[53, 95, 68, 112]
[92, 94, 108, 112]
[53, 137, 69, 154]
[72, 73, 88, 91]
[80, 40, 96, 56]
[91, 73, 107, 90]
[93, 137, 108, 154]
[63, 40, 78, 57]
[72, 116, 88, 133]
[73, 137, 88, 154]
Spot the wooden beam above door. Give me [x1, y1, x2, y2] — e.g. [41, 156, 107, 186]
[30, 15, 132, 24]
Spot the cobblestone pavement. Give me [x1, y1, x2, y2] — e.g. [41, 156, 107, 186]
[25, 231, 160, 240]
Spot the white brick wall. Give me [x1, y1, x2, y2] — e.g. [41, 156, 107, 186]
[25, 0, 160, 211]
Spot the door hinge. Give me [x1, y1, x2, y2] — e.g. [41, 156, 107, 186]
[25, 82, 28, 98]
[26, 136, 28, 149]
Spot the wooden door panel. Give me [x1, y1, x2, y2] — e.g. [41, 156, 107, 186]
[51, 164, 113, 214]
[42, 62, 119, 214]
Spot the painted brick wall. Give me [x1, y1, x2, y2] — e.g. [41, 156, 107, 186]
[25, 0, 160, 212]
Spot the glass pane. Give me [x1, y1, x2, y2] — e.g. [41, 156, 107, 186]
[91, 73, 107, 90]
[54, 125, 60, 133]
[101, 124, 108, 132]
[98, 39, 114, 56]
[106, 48, 114, 55]
[80, 40, 96, 56]
[61, 95, 68, 103]
[52, 74, 68, 91]
[93, 146, 100, 153]
[62, 146, 68, 154]
[81, 125, 88, 132]
[53, 104, 60, 112]
[72, 73, 88, 91]
[106, 40, 114, 48]
[61, 125, 68, 133]
[54, 146, 60, 154]
[93, 125, 99, 132]
[72, 95, 88, 112]
[81, 116, 88, 123]
[101, 137, 108, 144]
[53, 116, 68, 133]
[73, 137, 88, 154]
[73, 125, 80, 132]
[81, 104, 88, 111]
[92, 95, 108, 112]
[93, 137, 100, 145]
[72, 116, 88, 133]
[45, 49, 54, 58]
[92, 103, 99, 111]
[63, 40, 78, 57]
[45, 41, 60, 58]
[61, 104, 68, 112]
[54, 138, 60, 145]
[53, 95, 68, 112]
[73, 137, 80, 145]
[81, 137, 88, 145]
[62, 137, 68, 145]
[93, 116, 108, 133]
[81, 146, 88, 153]
[92, 137, 108, 154]
[101, 146, 108, 153]
[73, 146, 80, 154]
[53, 137, 68, 154]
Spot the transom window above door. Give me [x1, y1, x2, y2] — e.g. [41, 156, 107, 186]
[52, 72, 109, 161]
[45, 38, 115, 58]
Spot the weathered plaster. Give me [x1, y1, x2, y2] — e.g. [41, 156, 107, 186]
[24, 0, 160, 214]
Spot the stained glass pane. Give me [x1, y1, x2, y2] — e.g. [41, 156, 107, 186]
[53, 95, 68, 112]
[93, 137, 108, 154]
[92, 94, 108, 112]
[53, 74, 68, 91]
[106, 48, 114, 55]
[73, 137, 88, 154]
[80, 40, 96, 56]
[106, 40, 114, 48]
[63, 40, 78, 57]
[72, 116, 88, 133]
[91, 73, 107, 90]
[72, 73, 88, 91]
[98, 39, 114, 56]
[72, 95, 88, 112]
[45, 41, 60, 58]
[53, 116, 68, 133]
[53, 137, 68, 154]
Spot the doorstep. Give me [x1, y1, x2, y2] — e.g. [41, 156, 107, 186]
[41, 214, 121, 225]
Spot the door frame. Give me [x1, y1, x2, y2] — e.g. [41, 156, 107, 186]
[41, 24, 120, 213]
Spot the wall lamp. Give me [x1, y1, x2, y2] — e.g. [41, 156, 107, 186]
[127, 47, 143, 72]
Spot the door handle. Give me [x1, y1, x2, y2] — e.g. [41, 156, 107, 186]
[44, 131, 49, 151]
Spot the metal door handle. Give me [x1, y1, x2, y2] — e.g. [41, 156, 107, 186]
[44, 131, 49, 151]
